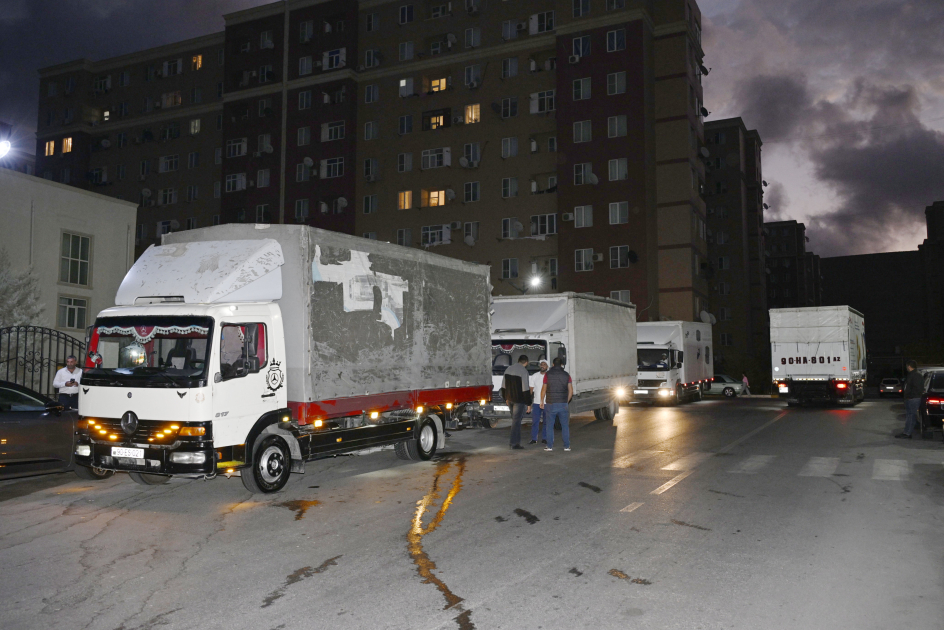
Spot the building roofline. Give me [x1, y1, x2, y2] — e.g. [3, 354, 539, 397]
[224, 0, 337, 25]
[0, 167, 140, 209]
[39, 32, 225, 78]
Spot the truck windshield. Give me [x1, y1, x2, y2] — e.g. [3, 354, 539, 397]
[492, 340, 547, 375]
[83, 316, 213, 388]
[638, 348, 671, 371]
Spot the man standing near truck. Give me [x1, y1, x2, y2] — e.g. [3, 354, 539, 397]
[541, 357, 574, 452]
[527, 358, 549, 444]
[896, 360, 925, 439]
[502, 354, 531, 450]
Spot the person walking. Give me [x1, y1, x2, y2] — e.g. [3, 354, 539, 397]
[502, 354, 531, 449]
[741, 374, 751, 396]
[53, 355, 82, 409]
[527, 359, 549, 444]
[540, 357, 573, 452]
[896, 360, 925, 439]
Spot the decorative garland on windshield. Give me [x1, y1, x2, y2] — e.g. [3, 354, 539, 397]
[97, 325, 209, 344]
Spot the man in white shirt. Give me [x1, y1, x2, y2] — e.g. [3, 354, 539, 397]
[53, 355, 82, 409]
[527, 359, 549, 444]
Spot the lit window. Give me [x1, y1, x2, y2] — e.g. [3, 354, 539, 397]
[426, 190, 445, 207]
[190, 119, 201, 135]
[465, 104, 480, 123]
[45, 141, 55, 157]
[398, 190, 413, 210]
[192, 55, 203, 70]
[430, 78, 448, 92]
[62, 137, 73, 153]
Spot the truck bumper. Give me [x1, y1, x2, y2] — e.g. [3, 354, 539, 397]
[74, 438, 216, 477]
[632, 387, 674, 401]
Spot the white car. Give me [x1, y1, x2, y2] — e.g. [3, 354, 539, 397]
[707, 374, 745, 398]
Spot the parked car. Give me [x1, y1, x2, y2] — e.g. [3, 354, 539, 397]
[707, 374, 745, 398]
[879, 378, 902, 397]
[919, 370, 944, 439]
[0, 380, 113, 481]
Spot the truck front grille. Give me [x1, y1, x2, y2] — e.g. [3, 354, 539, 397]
[638, 380, 663, 388]
[90, 418, 169, 443]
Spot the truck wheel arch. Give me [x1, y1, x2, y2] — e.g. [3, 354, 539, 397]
[244, 410, 303, 468]
[426, 413, 445, 450]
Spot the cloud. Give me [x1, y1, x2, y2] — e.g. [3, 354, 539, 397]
[762, 182, 789, 222]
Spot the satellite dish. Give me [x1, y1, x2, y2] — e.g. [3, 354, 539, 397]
[710, 314, 717, 325]
[265, 145, 274, 154]
[445, 188, 456, 200]
[699, 310, 712, 324]
[100, 139, 111, 148]
[320, 201, 329, 213]
[337, 197, 348, 208]
[459, 156, 469, 168]
[446, 33, 457, 44]
[627, 250, 638, 264]
[700, 106, 710, 117]
[169, 219, 180, 230]
[490, 102, 501, 115]
[464, 235, 476, 246]
[588, 173, 599, 185]
[762, 180, 769, 187]
[141, 188, 152, 198]
[303, 157, 314, 167]
[763, 203, 769, 210]
[699, 146, 709, 158]
[699, 64, 710, 75]
[513, 220, 524, 233]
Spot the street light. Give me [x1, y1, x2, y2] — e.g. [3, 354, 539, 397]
[529, 276, 541, 288]
[0, 140, 11, 159]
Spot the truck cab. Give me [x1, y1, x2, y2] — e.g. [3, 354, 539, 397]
[633, 321, 713, 405]
[634, 344, 687, 403]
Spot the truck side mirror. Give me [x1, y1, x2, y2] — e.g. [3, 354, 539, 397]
[214, 372, 222, 383]
[676, 351, 684, 365]
[558, 347, 567, 366]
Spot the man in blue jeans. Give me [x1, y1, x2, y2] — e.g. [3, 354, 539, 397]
[540, 357, 574, 451]
[896, 360, 925, 439]
[527, 359, 549, 444]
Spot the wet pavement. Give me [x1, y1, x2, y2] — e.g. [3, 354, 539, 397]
[1, 397, 942, 629]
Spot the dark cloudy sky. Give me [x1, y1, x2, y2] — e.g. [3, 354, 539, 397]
[2, 0, 942, 257]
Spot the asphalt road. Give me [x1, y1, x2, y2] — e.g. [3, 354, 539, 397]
[1, 397, 941, 630]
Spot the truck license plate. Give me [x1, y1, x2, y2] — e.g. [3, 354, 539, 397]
[633, 389, 647, 395]
[779, 386, 789, 393]
[112, 447, 144, 458]
[494, 405, 509, 412]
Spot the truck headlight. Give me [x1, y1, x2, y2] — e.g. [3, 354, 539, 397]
[75, 445, 91, 457]
[658, 389, 671, 397]
[615, 388, 626, 398]
[169, 452, 207, 464]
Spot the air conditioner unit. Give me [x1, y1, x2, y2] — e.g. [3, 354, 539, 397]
[449, 221, 462, 230]
[568, 55, 580, 64]
[470, 160, 479, 168]
[468, 80, 479, 89]
[356, 65, 365, 72]
[315, 60, 323, 68]
[453, 115, 464, 124]
[261, 41, 274, 49]
[516, 22, 526, 32]
[562, 213, 574, 221]
[253, 151, 262, 158]
[365, 174, 376, 182]
[593, 253, 604, 263]
[249, 70, 258, 77]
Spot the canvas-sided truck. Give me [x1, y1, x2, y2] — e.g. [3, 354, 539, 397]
[73, 225, 492, 493]
[770, 306, 866, 406]
[633, 321, 713, 404]
[483, 293, 637, 422]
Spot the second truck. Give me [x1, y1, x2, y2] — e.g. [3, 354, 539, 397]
[633, 321, 714, 404]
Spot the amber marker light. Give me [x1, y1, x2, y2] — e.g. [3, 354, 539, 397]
[170, 425, 179, 430]
[98, 430, 107, 435]
[179, 427, 206, 436]
[416, 406, 424, 413]
[370, 411, 379, 420]
[281, 416, 290, 422]
[314, 419, 324, 428]
[109, 434, 118, 440]
[336, 437, 342, 442]
[479, 399, 486, 405]
[226, 468, 235, 473]
[446, 403, 453, 410]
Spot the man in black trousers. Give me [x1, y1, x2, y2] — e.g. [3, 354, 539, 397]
[502, 354, 532, 450]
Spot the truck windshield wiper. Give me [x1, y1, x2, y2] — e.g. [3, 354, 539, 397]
[133, 367, 185, 387]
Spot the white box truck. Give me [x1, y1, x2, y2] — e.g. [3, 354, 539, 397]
[770, 306, 866, 406]
[73, 225, 493, 493]
[634, 321, 713, 404]
[484, 293, 637, 422]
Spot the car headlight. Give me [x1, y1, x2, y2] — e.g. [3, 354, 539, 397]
[169, 452, 207, 464]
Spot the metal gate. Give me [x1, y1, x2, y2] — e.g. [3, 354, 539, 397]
[0, 326, 86, 398]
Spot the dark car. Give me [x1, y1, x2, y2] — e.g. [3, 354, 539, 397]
[919, 371, 944, 439]
[879, 378, 902, 398]
[0, 380, 112, 481]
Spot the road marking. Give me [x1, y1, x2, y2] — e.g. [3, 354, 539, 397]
[612, 450, 662, 468]
[728, 454, 776, 474]
[798, 457, 840, 477]
[620, 502, 644, 513]
[650, 471, 694, 495]
[662, 452, 711, 471]
[873, 459, 909, 481]
[716, 411, 789, 454]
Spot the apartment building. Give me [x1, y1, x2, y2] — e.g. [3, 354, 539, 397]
[34, 34, 226, 258]
[764, 219, 822, 309]
[703, 117, 767, 372]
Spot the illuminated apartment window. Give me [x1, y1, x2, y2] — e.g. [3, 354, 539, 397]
[45, 141, 55, 156]
[426, 190, 445, 207]
[62, 137, 73, 153]
[429, 78, 448, 92]
[398, 190, 413, 210]
[465, 104, 480, 123]
[192, 55, 203, 70]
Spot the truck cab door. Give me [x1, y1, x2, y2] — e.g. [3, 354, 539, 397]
[212, 322, 281, 448]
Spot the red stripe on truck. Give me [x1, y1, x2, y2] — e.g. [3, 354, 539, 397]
[289, 385, 492, 425]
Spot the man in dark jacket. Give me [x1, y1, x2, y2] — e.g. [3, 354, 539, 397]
[540, 357, 574, 451]
[896, 360, 925, 439]
[502, 354, 532, 449]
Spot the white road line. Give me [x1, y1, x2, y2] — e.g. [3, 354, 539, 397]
[650, 471, 694, 495]
[798, 457, 840, 477]
[873, 459, 909, 481]
[662, 452, 712, 471]
[612, 450, 662, 468]
[716, 411, 789, 454]
[729, 454, 776, 474]
[620, 502, 644, 513]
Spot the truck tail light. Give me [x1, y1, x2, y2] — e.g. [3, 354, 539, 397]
[836, 383, 848, 389]
[929, 399, 942, 405]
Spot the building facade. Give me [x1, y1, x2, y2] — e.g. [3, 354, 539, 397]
[764, 219, 821, 309]
[702, 117, 767, 377]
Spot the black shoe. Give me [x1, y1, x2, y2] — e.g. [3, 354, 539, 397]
[894, 433, 912, 439]
[541, 439, 547, 444]
[528, 440, 537, 444]
[512, 444, 524, 450]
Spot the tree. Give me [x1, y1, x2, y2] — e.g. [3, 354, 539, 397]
[0, 248, 44, 328]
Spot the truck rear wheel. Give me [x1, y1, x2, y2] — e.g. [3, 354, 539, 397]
[129, 472, 170, 485]
[594, 399, 619, 422]
[395, 418, 438, 461]
[242, 435, 292, 494]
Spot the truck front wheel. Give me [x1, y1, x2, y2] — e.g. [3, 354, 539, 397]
[242, 435, 292, 494]
[396, 418, 438, 461]
[129, 472, 170, 485]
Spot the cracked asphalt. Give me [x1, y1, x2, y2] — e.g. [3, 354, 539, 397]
[1, 397, 942, 629]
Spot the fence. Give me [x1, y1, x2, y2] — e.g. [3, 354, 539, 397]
[0, 326, 86, 398]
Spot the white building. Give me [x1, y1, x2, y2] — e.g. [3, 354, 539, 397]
[0, 168, 137, 340]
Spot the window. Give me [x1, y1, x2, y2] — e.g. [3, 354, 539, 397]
[608, 158, 628, 181]
[464, 181, 480, 202]
[607, 28, 626, 51]
[718, 256, 730, 270]
[502, 57, 518, 78]
[608, 115, 627, 138]
[429, 77, 448, 92]
[61, 137, 73, 154]
[531, 214, 557, 235]
[502, 177, 518, 198]
[399, 5, 414, 24]
[64, 77, 75, 94]
[299, 56, 313, 76]
[141, 159, 151, 177]
[45, 141, 55, 156]
[501, 259, 519, 279]
[300, 20, 314, 42]
[548, 175, 558, 190]
[366, 12, 378, 31]
[299, 90, 312, 109]
[573, 77, 591, 100]
[573, 0, 590, 17]
[189, 118, 201, 135]
[257, 169, 271, 188]
[161, 91, 182, 108]
[295, 199, 309, 221]
[464, 65, 481, 86]
[423, 189, 446, 207]
[720, 333, 734, 347]
[323, 157, 344, 178]
[610, 245, 629, 268]
[422, 110, 447, 130]
[59, 233, 90, 286]
[226, 138, 247, 158]
[252, 205, 269, 223]
[159, 155, 179, 172]
[219, 323, 268, 380]
[464, 222, 479, 241]
[160, 122, 181, 141]
[575, 249, 594, 271]
[501, 97, 518, 118]
[191, 54, 203, 71]
[397, 228, 413, 247]
[363, 232, 378, 240]
[718, 282, 730, 295]
[397, 153, 413, 172]
[421, 147, 449, 169]
[401, 78, 415, 98]
[717, 230, 728, 245]
[365, 49, 381, 68]
[430, 41, 442, 55]
[213, 182, 221, 199]
[324, 120, 345, 140]
[610, 290, 631, 303]
[117, 165, 125, 181]
[421, 225, 443, 246]
[93, 75, 111, 92]
[464, 142, 481, 163]
[501, 217, 518, 239]
[463, 104, 480, 124]
[572, 36, 591, 57]
[297, 163, 311, 182]
[298, 126, 311, 146]
[57, 297, 87, 330]
[534, 11, 555, 33]
[573, 163, 592, 185]
[607, 72, 626, 95]
[159, 188, 177, 205]
[358, 195, 377, 215]
[607, 0, 626, 8]
[573, 120, 592, 143]
[191, 88, 202, 104]
[215, 148, 222, 164]
[501, 137, 518, 158]
[399, 41, 414, 61]
[575, 205, 593, 227]
[259, 30, 274, 49]
[364, 121, 378, 140]
[501, 20, 518, 41]
[398, 190, 413, 210]
[258, 65, 273, 83]
[464, 27, 481, 48]
[225, 173, 247, 192]
[364, 158, 378, 178]
[531, 90, 555, 113]
[431, 3, 449, 18]
[365, 84, 378, 103]
[186, 185, 199, 202]
[399, 115, 413, 134]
